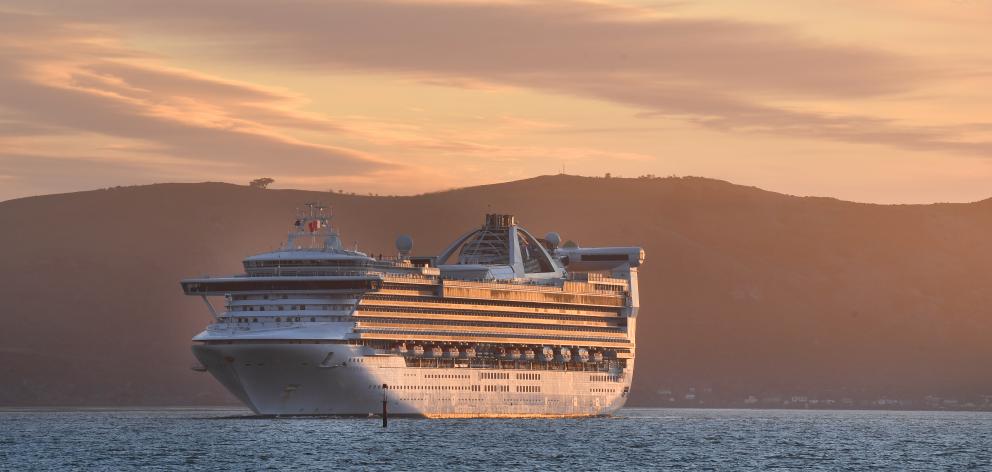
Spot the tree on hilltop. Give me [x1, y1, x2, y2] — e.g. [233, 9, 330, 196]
[249, 177, 274, 189]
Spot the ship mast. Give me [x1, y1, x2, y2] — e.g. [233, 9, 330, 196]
[285, 202, 341, 251]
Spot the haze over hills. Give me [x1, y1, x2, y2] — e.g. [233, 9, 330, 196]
[1, 175, 990, 408]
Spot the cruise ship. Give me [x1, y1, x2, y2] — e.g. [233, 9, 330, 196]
[181, 203, 645, 417]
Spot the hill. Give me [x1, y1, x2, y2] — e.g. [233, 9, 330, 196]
[1, 175, 990, 407]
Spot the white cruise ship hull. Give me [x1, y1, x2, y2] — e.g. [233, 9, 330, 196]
[182, 210, 645, 418]
[193, 342, 632, 417]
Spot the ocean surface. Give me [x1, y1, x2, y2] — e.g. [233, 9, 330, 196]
[1, 408, 990, 471]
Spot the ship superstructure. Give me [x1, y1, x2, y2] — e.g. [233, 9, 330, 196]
[181, 204, 645, 417]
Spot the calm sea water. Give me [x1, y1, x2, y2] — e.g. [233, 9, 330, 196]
[1, 408, 990, 471]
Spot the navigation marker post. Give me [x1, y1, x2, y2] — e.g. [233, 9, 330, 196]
[382, 384, 388, 428]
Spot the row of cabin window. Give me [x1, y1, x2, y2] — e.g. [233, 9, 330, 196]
[227, 316, 350, 323]
[360, 305, 624, 324]
[516, 373, 541, 380]
[590, 375, 621, 382]
[516, 385, 541, 393]
[395, 397, 491, 402]
[357, 328, 627, 344]
[357, 317, 624, 333]
[363, 294, 619, 314]
[588, 284, 626, 293]
[245, 260, 368, 268]
[591, 388, 617, 393]
[234, 294, 352, 303]
[480, 372, 510, 380]
[236, 305, 353, 311]
[425, 374, 470, 379]
[442, 288, 621, 308]
[370, 384, 476, 391]
[249, 270, 374, 278]
[484, 385, 510, 392]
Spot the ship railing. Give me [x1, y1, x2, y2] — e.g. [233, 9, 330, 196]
[444, 279, 623, 296]
[354, 319, 626, 334]
[248, 270, 374, 277]
[371, 255, 412, 264]
[583, 273, 630, 286]
[389, 271, 432, 280]
[401, 357, 625, 372]
[353, 328, 630, 343]
[237, 270, 622, 295]
[217, 269, 623, 294]
[238, 269, 438, 281]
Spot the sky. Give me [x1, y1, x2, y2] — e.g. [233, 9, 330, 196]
[1, 0, 990, 204]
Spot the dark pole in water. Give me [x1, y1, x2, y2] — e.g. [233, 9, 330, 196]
[382, 384, 388, 428]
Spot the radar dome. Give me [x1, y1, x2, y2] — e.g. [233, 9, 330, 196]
[395, 235, 413, 255]
[545, 232, 561, 248]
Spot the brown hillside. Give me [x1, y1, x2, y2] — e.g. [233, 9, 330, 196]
[1, 175, 990, 406]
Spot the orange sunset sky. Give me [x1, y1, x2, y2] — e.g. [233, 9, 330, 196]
[1, 0, 990, 203]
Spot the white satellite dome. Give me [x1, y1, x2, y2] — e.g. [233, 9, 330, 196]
[395, 234, 413, 255]
[544, 232, 562, 248]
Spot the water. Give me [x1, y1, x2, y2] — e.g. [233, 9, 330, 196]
[1, 408, 990, 471]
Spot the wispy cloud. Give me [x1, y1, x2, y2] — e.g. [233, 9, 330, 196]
[0, 5, 659, 201]
[14, 0, 986, 157]
[0, 10, 393, 188]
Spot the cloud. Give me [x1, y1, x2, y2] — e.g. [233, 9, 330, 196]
[0, 10, 393, 188]
[12, 0, 988, 157]
[24, 0, 914, 96]
[0, 12, 638, 201]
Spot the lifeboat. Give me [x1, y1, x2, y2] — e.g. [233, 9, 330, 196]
[541, 346, 555, 362]
[577, 348, 590, 362]
[523, 349, 536, 361]
[395, 343, 408, 354]
[464, 346, 477, 358]
[430, 346, 444, 357]
[497, 347, 508, 358]
[559, 347, 573, 362]
[447, 346, 460, 358]
[413, 345, 425, 356]
[509, 348, 521, 360]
